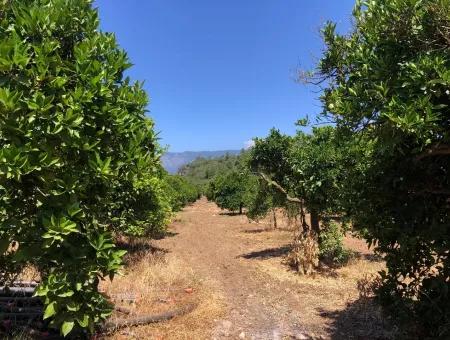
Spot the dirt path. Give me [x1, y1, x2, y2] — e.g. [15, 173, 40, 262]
[155, 199, 391, 340]
[157, 199, 308, 339]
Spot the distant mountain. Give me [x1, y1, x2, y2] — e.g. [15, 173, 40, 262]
[162, 150, 241, 174]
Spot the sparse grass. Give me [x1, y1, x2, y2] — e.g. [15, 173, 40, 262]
[232, 210, 398, 338]
[252, 243, 395, 338]
[99, 240, 224, 339]
[5, 202, 399, 339]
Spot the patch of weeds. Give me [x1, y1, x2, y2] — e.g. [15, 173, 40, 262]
[319, 220, 354, 266]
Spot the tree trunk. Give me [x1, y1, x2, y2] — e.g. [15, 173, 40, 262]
[272, 208, 278, 229]
[239, 203, 243, 215]
[310, 209, 320, 243]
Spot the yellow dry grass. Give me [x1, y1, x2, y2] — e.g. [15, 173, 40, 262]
[10, 265, 40, 283]
[253, 248, 391, 337]
[100, 241, 225, 339]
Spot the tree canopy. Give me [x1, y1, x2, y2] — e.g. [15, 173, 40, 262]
[312, 0, 450, 335]
[0, 0, 172, 335]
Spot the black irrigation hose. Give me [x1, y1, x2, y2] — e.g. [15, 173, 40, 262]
[0, 287, 35, 296]
[0, 312, 42, 319]
[0, 305, 43, 313]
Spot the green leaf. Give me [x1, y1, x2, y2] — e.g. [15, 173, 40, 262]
[43, 302, 56, 319]
[77, 314, 89, 327]
[58, 290, 74, 297]
[34, 285, 49, 297]
[67, 302, 80, 312]
[61, 320, 74, 337]
[67, 203, 82, 218]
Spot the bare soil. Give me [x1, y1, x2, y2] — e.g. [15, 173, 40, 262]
[107, 198, 397, 339]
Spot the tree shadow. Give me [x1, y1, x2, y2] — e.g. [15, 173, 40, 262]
[239, 245, 292, 260]
[242, 228, 269, 234]
[219, 212, 242, 216]
[318, 297, 405, 339]
[314, 266, 340, 278]
[358, 253, 384, 262]
[151, 230, 179, 240]
[116, 239, 170, 265]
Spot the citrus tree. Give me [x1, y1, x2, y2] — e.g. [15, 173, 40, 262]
[0, 0, 169, 335]
[248, 127, 351, 272]
[164, 174, 199, 212]
[208, 170, 257, 214]
[313, 0, 450, 335]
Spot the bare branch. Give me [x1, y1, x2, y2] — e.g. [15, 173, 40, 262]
[258, 172, 304, 204]
[100, 303, 196, 332]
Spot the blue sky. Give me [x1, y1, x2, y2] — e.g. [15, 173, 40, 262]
[95, 1, 355, 152]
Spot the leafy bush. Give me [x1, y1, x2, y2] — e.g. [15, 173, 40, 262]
[0, 0, 169, 335]
[115, 172, 173, 237]
[318, 220, 353, 266]
[248, 128, 350, 257]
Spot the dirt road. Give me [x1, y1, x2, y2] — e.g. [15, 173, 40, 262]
[155, 199, 391, 340]
[157, 199, 309, 339]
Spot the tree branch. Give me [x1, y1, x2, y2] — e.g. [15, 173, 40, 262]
[412, 188, 450, 196]
[416, 145, 450, 161]
[258, 172, 304, 204]
[100, 303, 196, 333]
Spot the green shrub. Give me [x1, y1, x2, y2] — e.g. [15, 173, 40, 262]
[318, 220, 353, 266]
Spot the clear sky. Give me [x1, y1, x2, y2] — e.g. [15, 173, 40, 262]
[95, 1, 355, 152]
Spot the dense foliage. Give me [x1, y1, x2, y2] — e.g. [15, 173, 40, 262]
[249, 127, 346, 228]
[248, 127, 350, 271]
[207, 169, 257, 214]
[313, 0, 450, 335]
[178, 153, 242, 188]
[0, 0, 172, 335]
[164, 174, 199, 212]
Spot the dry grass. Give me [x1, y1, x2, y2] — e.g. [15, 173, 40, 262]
[100, 240, 225, 339]
[15, 266, 41, 282]
[3, 201, 401, 339]
[232, 210, 397, 338]
[249, 237, 396, 338]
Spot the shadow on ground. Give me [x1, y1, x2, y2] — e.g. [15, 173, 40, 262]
[152, 230, 179, 240]
[318, 297, 403, 340]
[117, 239, 170, 265]
[219, 212, 243, 216]
[239, 245, 292, 260]
[357, 253, 384, 262]
[242, 228, 269, 234]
